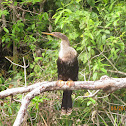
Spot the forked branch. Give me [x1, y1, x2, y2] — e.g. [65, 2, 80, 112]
[0, 75, 126, 126]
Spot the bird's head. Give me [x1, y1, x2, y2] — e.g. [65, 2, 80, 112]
[42, 32, 68, 41]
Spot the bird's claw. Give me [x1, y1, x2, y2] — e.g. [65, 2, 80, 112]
[66, 80, 74, 87]
[56, 80, 65, 87]
[56, 80, 74, 87]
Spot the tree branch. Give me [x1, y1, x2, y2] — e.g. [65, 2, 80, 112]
[0, 82, 48, 98]
[0, 75, 126, 126]
[0, 76, 126, 99]
[5, 57, 29, 68]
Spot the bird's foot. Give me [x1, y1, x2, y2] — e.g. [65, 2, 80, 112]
[66, 80, 75, 87]
[61, 108, 72, 116]
[61, 107, 67, 115]
[66, 108, 72, 115]
[56, 80, 65, 87]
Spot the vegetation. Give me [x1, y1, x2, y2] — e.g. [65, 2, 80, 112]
[0, 0, 126, 125]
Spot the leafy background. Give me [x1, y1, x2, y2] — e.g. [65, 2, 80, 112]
[0, 0, 126, 125]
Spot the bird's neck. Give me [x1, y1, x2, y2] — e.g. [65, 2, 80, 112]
[60, 39, 70, 50]
[59, 39, 71, 60]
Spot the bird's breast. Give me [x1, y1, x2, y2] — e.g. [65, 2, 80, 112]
[59, 47, 77, 62]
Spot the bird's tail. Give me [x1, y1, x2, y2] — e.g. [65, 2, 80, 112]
[61, 90, 72, 115]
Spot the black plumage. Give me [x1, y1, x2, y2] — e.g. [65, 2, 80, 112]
[57, 57, 78, 114]
[57, 57, 78, 81]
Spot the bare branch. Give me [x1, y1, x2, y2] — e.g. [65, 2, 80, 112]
[5, 57, 29, 68]
[75, 90, 100, 101]
[5, 57, 24, 68]
[5, 57, 29, 88]
[13, 81, 57, 126]
[0, 82, 48, 98]
[16, 6, 39, 15]
[12, 76, 126, 126]
[0, 75, 126, 125]
[23, 57, 27, 87]
[107, 69, 126, 76]
[0, 76, 126, 99]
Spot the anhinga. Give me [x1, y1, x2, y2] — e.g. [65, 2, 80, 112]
[42, 32, 79, 115]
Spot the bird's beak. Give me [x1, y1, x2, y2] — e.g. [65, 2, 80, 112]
[42, 32, 54, 36]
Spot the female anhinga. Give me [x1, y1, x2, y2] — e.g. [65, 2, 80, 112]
[42, 32, 78, 115]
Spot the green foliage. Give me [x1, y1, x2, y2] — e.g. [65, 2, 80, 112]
[0, 10, 9, 18]
[53, 0, 126, 80]
[32, 96, 49, 109]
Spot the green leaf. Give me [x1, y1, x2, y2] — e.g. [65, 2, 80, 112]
[87, 98, 96, 106]
[2, 36, 5, 42]
[0, 78, 2, 84]
[54, 13, 62, 24]
[103, 0, 108, 4]
[32, 24, 35, 29]
[111, 48, 115, 54]
[102, 34, 106, 43]
[93, 73, 97, 80]
[3, 27, 9, 33]
[35, 57, 43, 62]
[76, 0, 82, 3]
[30, 64, 34, 69]
[87, 0, 95, 7]
[100, 68, 107, 73]
[109, 1, 116, 11]
[43, 12, 49, 20]
[93, 64, 98, 72]
[0, 10, 9, 18]
[88, 33, 94, 40]
[84, 32, 94, 40]
[89, 98, 96, 104]
[87, 101, 92, 106]
[119, 42, 125, 51]
[113, 20, 118, 27]
[104, 30, 110, 34]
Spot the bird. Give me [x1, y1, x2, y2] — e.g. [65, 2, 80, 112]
[42, 32, 79, 115]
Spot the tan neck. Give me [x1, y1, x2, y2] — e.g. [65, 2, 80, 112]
[60, 40, 70, 49]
